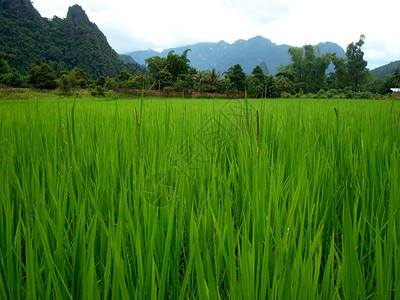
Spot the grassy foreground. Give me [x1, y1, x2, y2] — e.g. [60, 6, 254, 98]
[0, 96, 399, 299]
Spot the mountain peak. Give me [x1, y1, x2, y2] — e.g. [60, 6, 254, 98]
[67, 4, 90, 26]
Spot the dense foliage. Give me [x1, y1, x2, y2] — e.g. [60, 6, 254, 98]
[279, 45, 332, 93]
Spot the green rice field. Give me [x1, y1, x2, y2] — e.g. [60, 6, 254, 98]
[0, 96, 399, 299]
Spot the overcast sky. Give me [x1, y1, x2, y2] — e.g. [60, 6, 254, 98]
[33, 0, 399, 69]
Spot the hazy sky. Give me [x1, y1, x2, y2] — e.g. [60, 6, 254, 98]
[33, 0, 399, 69]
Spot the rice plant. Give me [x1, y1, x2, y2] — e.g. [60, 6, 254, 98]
[0, 96, 399, 299]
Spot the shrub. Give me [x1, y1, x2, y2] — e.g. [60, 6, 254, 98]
[28, 63, 58, 89]
[91, 85, 106, 97]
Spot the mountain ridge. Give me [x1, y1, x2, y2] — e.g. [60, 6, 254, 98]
[127, 35, 346, 75]
[370, 60, 400, 80]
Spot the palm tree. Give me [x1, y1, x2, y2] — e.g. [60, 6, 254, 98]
[208, 68, 221, 91]
[194, 71, 205, 92]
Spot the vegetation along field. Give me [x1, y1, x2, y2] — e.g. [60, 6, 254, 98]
[0, 95, 400, 299]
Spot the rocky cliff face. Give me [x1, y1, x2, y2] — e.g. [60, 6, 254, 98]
[66, 5, 91, 26]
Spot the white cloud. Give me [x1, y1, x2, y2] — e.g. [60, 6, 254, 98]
[219, 0, 291, 24]
[33, 0, 400, 68]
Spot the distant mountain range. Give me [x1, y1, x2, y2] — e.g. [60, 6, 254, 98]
[0, 0, 145, 77]
[127, 36, 346, 75]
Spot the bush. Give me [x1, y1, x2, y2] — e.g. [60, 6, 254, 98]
[58, 74, 73, 95]
[91, 86, 105, 97]
[95, 76, 106, 87]
[326, 89, 337, 98]
[0, 72, 24, 87]
[28, 64, 57, 89]
[347, 91, 376, 99]
[104, 78, 117, 90]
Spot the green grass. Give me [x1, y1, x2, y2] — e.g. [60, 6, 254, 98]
[0, 96, 399, 299]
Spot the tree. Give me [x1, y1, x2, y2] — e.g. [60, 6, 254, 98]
[331, 56, 348, 89]
[369, 78, 386, 94]
[345, 35, 369, 91]
[0, 51, 21, 87]
[246, 65, 266, 97]
[208, 68, 222, 92]
[145, 56, 167, 78]
[165, 49, 192, 81]
[264, 75, 277, 98]
[95, 76, 106, 87]
[222, 78, 238, 95]
[393, 67, 400, 87]
[155, 70, 173, 90]
[145, 49, 193, 90]
[174, 74, 194, 92]
[194, 69, 222, 93]
[194, 71, 206, 92]
[225, 64, 245, 91]
[252, 65, 265, 83]
[58, 74, 73, 95]
[127, 75, 153, 90]
[0, 72, 24, 87]
[116, 71, 131, 82]
[28, 63, 57, 89]
[245, 76, 263, 97]
[275, 65, 295, 94]
[0, 51, 11, 75]
[287, 45, 332, 93]
[274, 75, 292, 96]
[69, 66, 91, 89]
[250, 65, 278, 98]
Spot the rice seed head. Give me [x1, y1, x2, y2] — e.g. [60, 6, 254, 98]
[135, 105, 140, 127]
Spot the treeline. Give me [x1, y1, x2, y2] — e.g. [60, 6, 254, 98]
[1, 35, 399, 98]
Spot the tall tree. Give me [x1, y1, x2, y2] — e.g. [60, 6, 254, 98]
[287, 45, 332, 93]
[251, 65, 265, 83]
[145, 56, 167, 78]
[225, 64, 246, 91]
[208, 68, 221, 91]
[249, 65, 267, 97]
[165, 49, 192, 81]
[331, 56, 348, 88]
[145, 49, 193, 90]
[345, 35, 369, 91]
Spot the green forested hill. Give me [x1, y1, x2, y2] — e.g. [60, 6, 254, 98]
[371, 60, 400, 80]
[0, 0, 145, 77]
